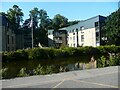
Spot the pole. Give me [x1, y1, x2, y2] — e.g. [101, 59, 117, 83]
[31, 17, 34, 48]
[32, 25, 33, 48]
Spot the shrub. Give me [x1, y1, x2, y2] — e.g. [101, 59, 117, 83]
[108, 53, 120, 66]
[33, 64, 54, 75]
[17, 68, 29, 77]
[0, 68, 8, 79]
[97, 56, 107, 68]
[2, 50, 28, 62]
[2, 45, 120, 62]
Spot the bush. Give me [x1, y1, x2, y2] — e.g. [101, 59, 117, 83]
[33, 64, 54, 75]
[17, 68, 29, 77]
[97, 56, 107, 68]
[0, 68, 8, 79]
[108, 53, 120, 66]
[2, 45, 120, 62]
[2, 50, 28, 62]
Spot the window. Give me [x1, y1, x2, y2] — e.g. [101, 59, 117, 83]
[81, 43, 84, 46]
[54, 31, 59, 36]
[73, 36, 75, 41]
[81, 35, 84, 42]
[59, 31, 62, 34]
[7, 23, 9, 27]
[80, 26, 84, 30]
[72, 29, 74, 32]
[12, 47, 14, 51]
[76, 28, 78, 32]
[96, 32, 99, 37]
[67, 37, 69, 41]
[73, 33, 75, 35]
[7, 35, 9, 44]
[95, 22, 99, 27]
[12, 36, 14, 44]
[81, 30, 84, 34]
[73, 43, 75, 47]
[8, 47, 9, 52]
[59, 37, 62, 40]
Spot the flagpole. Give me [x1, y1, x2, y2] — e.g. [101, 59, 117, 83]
[31, 17, 34, 48]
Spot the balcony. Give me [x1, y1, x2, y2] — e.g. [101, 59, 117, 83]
[55, 40, 62, 43]
[96, 37, 100, 42]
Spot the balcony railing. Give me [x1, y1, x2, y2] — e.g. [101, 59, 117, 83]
[54, 40, 62, 43]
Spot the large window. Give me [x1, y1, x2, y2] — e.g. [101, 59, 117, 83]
[81, 35, 84, 42]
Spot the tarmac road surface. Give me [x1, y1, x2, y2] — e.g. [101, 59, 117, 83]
[1, 66, 120, 89]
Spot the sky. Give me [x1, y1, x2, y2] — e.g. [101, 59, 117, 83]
[1, 2, 119, 21]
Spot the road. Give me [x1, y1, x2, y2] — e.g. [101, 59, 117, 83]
[1, 66, 120, 89]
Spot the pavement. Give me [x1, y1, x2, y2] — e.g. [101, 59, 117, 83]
[1, 66, 120, 89]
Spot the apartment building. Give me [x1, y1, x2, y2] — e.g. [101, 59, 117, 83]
[48, 15, 106, 47]
[48, 29, 67, 47]
[0, 14, 16, 52]
[0, 14, 32, 52]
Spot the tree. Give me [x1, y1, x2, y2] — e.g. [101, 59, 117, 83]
[29, 8, 51, 46]
[102, 8, 120, 45]
[38, 9, 52, 31]
[29, 7, 39, 28]
[67, 20, 80, 26]
[0, 12, 6, 15]
[52, 14, 68, 31]
[7, 5, 24, 28]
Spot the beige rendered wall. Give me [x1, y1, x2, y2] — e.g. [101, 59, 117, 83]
[78, 27, 96, 47]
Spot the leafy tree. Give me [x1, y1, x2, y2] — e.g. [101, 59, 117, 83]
[7, 5, 24, 28]
[38, 9, 52, 31]
[29, 7, 39, 28]
[29, 8, 51, 46]
[52, 14, 68, 31]
[67, 20, 80, 26]
[102, 8, 120, 45]
[0, 12, 6, 15]
[22, 18, 31, 29]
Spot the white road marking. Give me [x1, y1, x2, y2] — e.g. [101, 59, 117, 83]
[2, 70, 118, 88]
[3, 79, 61, 88]
[72, 79, 118, 88]
[52, 79, 65, 89]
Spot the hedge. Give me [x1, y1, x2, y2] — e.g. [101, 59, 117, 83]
[2, 45, 120, 62]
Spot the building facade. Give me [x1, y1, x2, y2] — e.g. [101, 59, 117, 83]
[0, 14, 16, 52]
[0, 14, 32, 52]
[48, 15, 106, 47]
